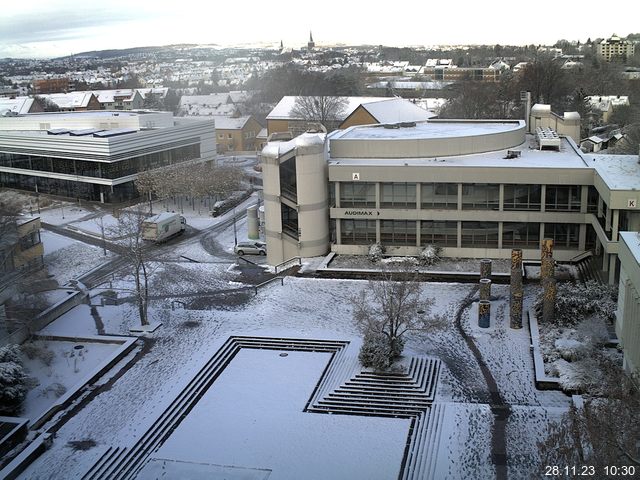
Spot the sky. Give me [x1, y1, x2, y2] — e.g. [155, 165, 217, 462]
[1, 0, 638, 59]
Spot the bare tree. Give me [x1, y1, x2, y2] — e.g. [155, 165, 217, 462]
[537, 354, 640, 469]
[109, 210, 152, 326]
[290, 95, 348, 132]
[351, 268, 435, 370]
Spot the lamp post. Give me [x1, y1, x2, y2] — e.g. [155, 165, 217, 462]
[233, 207, 238, 246]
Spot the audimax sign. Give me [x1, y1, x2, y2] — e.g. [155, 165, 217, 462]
[344, 210, 380, 216]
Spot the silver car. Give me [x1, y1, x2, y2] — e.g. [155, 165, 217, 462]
[234, 241, 267, 255]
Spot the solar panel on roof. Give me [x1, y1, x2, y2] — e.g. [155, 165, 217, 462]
[47, 128, 70, 135]
[93, 128, 138, 138]
[70, 128, 103, 136]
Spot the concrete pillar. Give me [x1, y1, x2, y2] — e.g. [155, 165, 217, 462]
[510, 248, 523, 329]
[479, 300, 491, 328]
[479, 278, 492, 301]
[480, 258, 492, 280]
[247, 205, 259, 239]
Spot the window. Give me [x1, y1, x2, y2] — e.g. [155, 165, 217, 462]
[503, 184, 541, 211]
[380, 183, 416, 208]
[544, 223, 579, 249]
[218, 134, 224, 139]
[380, 220, 416, 246]
[340, 182, 376, 208]
[587, 186, 599, 213]
[502, 222, 540, 247]
[341, 219, 376, 245]
[461, 183, 499, 210]
[545, 186, 581, 211]
[420, 221, 457, 247]
[421, 183, 457, 209]
[279, 156, 297, 202]
[227, 133, 233, 139]
[461, 222, 499, 248]
[281, 204, 298, 239]
[20, 230, 41, 250]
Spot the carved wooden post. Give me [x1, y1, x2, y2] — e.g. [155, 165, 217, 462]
[480, 258, 492, 280]
[479, 278, 492, 301]
[540, 238, 556, 323]
[542, 277, 557, 323]
[540, 238, 555, 283]
[478, 300, 491, 328]
[510, 248, 523, 329]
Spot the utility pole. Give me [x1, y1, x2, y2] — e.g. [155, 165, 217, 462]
[233, 207, 238, 246]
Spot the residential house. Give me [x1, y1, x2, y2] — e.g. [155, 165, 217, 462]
[214, 115, 263, 152]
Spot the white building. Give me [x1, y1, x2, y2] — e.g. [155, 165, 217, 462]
[261, 105, 640, 286]
[617, 231, 640, 376]
[0, 111, 215, 203]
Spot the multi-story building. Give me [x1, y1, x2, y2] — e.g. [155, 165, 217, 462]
[422, 66, 502, 82]
[33, 77, 72, 95]
[93, 89, 145, 110]
[261, 105, 639, 286]
[213, 115, 264, 152]
[0, 111, 216, 203]
[616, 231, 640, 375]
[597, 34, 635, 62]
[0, 216, 43, 276]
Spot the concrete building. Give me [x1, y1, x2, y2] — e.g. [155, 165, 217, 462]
[261, 105, 640, 286]
[597, 34, 635, 62]
[0, 111, 216, 203]
[0, 216, 44, 276]
[213, 115, 263, 152]
[616, 231, 640, 376]
[33, 78, 72, 95]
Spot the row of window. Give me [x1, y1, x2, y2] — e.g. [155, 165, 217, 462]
[0, 144, 200, 180]
[334, 182, 598, 212]
[339, 219, 582, 248]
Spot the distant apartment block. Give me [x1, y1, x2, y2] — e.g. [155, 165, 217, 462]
[422, 66, 502, 82]
[33, 77, 73, 94]
[597, 34, 635, 62]
[93, 89, 145, 110]
[0, 111, 216, 203]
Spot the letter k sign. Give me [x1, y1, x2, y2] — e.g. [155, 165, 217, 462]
[628, 199, 637, 208]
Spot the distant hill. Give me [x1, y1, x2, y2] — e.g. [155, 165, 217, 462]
[55, 44, 217, 60]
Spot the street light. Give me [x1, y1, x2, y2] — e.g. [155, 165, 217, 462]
[233, 207, 238, 246]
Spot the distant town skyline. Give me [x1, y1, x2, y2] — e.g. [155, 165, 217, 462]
[1, 0, 638, 59]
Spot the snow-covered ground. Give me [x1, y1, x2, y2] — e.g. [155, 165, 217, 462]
[42, 231, 111, 285]
[328, 254, 512, 273]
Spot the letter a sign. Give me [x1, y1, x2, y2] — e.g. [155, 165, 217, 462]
[628, 199, 637, 208]
[352, 173, 360, 181]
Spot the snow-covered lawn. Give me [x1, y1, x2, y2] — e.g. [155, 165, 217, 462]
[328, 254, 512, 273]
[42, 233, 111, 284]
[19, 339, 122, 421]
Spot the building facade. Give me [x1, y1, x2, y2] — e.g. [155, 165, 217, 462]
[597, 34, 635, 62]
[0, 111, 216, 203]
[214, 115, 263, 152]
[617, 232, 640, 376]
[261, 106, 640, 285]
[0, 216, 43, 276]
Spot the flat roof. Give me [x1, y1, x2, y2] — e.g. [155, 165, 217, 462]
[589, 153, 640, 191]
[333, 120, 523, 140]
[329, 136, 590, 169]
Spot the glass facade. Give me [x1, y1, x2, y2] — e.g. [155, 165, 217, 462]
[420, 221, 458, 247]
[461, 222, 499, 248]
[341, 219, 376, 245]
[279, 156, 297, 202]
[340, 182, 376, 208]
[0, 144, 200, 181]
[421, 183, 457, 209]
[281, 204, 298, 239]
[544, 223, 579, 249]
[503, 184, 542, 211]
[380, 183, 416, 208]
[502, 222, 540, 248]
[380, 220, 416, 246]
[545, 185, 581, 212]
[461, 183, 500, 210]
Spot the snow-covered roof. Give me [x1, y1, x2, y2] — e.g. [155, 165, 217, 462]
[256, 127, 268, 139]
[589, 153, 640, 191]
[619, 232, 640, 266]
[212, 115, 251, 130]
[136, 87, 169, 99]
[358, 98, 436, 124]
[585, 95, 630, 112]
[0, 96, 36, 114]
[180, 94, 232, 108]
[40, 92, 96, 109]
[92, 89, 137, 103]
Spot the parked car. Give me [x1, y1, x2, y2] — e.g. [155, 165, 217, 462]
[234, 241, 267, 256]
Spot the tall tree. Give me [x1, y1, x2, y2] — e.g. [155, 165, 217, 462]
[290, 95, 348, 132]
[518, 55, 569, 108]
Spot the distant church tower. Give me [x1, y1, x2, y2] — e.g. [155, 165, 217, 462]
[308, 31, 315, 50]
[280, 40, 283, 50]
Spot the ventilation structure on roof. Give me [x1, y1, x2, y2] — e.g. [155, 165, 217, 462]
[93, 128, 137, 138]
[535, 127, 561, 151]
